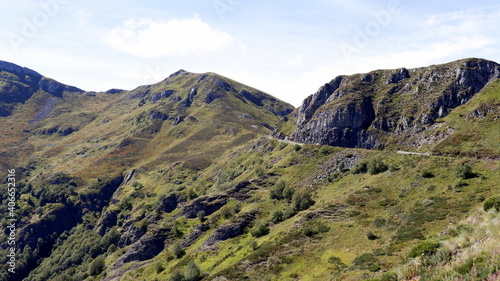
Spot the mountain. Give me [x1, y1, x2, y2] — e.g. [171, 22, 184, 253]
[275, 58, 500, 157]
[0, 59, 499, 281]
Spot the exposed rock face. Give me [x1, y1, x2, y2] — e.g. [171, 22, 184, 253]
[118, 224, 147, 248]
[96, 208, 119, 235]
[202, 210, 259, 249]
[180, 194, 229, 218]
[115, 233, 167, 266]
[38, 78, 83, 97]
[287, 58, 500, 149]
[158, 193, 181, 213]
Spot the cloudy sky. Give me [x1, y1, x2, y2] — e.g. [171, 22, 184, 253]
[1, 0, 499, 106]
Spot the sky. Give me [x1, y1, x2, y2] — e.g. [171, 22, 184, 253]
[1, 0, 500, 107]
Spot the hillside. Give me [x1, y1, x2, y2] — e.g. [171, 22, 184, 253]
[0, 59, 499, 281]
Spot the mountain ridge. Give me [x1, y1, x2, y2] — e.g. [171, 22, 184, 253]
[0, 58, 498, 281]
[274, 58, 500, 157]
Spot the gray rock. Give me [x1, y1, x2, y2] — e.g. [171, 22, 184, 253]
[158, 193, 181, 213]
[180, 194, 229, 218]
[286, 58, 500, 149]
[203, 210, 258, 249]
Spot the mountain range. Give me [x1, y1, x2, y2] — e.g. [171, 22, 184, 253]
[0, 58, 499, 281]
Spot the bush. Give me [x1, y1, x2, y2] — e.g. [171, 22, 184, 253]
[220, 205, 233, 219]
[455, 164, 475, 179]
[292, 190, 314, 212]
[367, 231, 379, 240]
[184, 260, 201, 281]
[251, 221, 270, 238]
[88, 255, 105, 276]
[381, 272, 398, 281]
[352, 253, 380, 272]
[269, 210, 284, 224]
[351, 161, 368, 174]
[169, 271, 184, 281]
[197, 210, 206, 222]
[484, 195, 500, 212]
[407, 241, 440, 259]
[302, 223, 330, 237]
[269, 180, 285, 199]
[172, 242, 185, 259]
[422, 171, 434, 178]
[367, 158, 388, 175]
[282, 185, 295, 201]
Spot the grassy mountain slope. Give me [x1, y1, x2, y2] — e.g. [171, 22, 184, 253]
[0, 59, 498, 281]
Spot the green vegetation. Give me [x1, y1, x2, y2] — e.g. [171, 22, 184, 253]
[0, 60, 498, 281]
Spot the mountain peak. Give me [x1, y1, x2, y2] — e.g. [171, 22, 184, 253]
[275, 58, 500, 152]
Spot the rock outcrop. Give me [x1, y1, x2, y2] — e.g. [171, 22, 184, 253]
[202, 209, 259, 249]
[283, 58, 500, 149]
[180, 194, 229, 218]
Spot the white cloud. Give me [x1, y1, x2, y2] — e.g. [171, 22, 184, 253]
[106, 15, 233, 58]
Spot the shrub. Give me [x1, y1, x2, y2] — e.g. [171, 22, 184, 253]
[293, 144, 301, 151]
[302, 223, 330, 237]
[282, 185, 295, 201]
[455, 180, 469, 188]
[184, 260, 201, 281]
[269, 180, 286, 200]
[455, 164, 475, 179]
[251, 221, 270, 238]
[88, 255, 105, 276]
[172, 242, 185, 259]
[169, 271, 184, 281]
[220, 205, 233, 219]
[269, 210, 284, 224]
[155, 262, 165, 273]
[351, 161, 368, 174]
[367, 231, 379, 240]
[292, 190, 314, 211]
[367, 158, 388, 175]
[484, 195, 500, 212]
[407, 241, 440, 259]
[352, 253, 380, 272]
[197, 210, 206, 222]
[381, 272, 398, 281]
[422, 171, 434, 178]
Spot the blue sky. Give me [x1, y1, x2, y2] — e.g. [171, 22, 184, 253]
[1, 0, 500, 106]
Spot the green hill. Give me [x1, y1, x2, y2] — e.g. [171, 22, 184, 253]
[0, 59, 498, 281]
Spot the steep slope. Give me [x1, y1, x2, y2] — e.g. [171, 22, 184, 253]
[275, 58, 499, 155]
[0, 62, 293, 281]
[0, 59, 498, 281]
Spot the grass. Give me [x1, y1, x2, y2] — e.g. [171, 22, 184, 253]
[1, 62, 499, 281]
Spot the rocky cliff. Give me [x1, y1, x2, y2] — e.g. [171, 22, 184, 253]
[282, 58, 500, 149]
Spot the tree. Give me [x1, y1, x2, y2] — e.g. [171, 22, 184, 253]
[184, 260, 201, 281]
